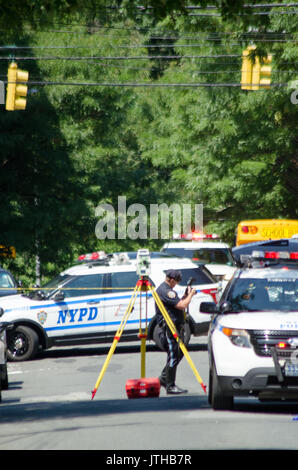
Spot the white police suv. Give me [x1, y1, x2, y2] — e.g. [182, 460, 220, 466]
[200, 249, 298, 410]
[0, 252, 220, 361]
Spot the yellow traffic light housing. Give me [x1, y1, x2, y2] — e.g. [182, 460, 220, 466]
[241, 46, 254, 90]
[241, 46, 272, 91]
[251, 55, 272, 90]
[6, 62, 29, 111]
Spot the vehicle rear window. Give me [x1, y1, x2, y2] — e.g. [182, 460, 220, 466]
[163, 267, 215, 285]
[162, 247, 234, 265]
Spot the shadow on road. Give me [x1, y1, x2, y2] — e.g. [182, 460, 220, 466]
[0, 393, 209, 423]
[2, 386, 298, 424]
[36, 340, 207, 361]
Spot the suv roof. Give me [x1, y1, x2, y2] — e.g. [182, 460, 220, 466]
[232, 238, 298, 264]
[66, 255, 208, 275]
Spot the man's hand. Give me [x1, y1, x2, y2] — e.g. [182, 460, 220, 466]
[187, 286, 197, 297]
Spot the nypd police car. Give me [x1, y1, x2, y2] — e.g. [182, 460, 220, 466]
[0, 252, 220, 361]
[200, 249, 298, 410]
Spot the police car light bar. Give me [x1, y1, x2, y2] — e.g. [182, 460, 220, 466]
[78, 251, 107, 261]
[172, 232, 220, 240]
[251, 250, 298, 260]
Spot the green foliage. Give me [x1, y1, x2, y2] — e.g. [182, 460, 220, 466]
[0, 1, 297, 284]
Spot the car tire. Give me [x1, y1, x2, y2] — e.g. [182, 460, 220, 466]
[210, 365, 234, 410]
[7, 325, 39, 362]
[152, 323, 191, 351]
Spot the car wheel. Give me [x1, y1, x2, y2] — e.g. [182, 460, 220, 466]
[7, 325, 39, 362]
[152, 323, 191, 351]
[210, 365, 233, 410]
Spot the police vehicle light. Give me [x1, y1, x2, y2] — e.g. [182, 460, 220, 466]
[251, 250, 298, 260]
[173, 232, 219, 240]
[221, 327, 251, 348]
[78, 251, 106, 261]
[264, 251, 290, 259]
[277, 341, 289, 349]
[201, 288, 218, 303]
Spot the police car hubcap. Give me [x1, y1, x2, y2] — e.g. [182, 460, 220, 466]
[14, 338, 24, 350]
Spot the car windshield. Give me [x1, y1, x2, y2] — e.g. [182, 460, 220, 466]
[26, 273, 106, 299]
[163, 267, 216, 285]
[25, 274, 72, 299]
[162, 247, 235, 265]
[227, 277, 298, 312]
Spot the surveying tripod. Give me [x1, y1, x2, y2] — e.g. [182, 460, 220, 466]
[91, 276, 207, 400]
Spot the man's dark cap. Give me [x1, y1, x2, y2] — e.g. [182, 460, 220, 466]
[165, 269, 182, 282]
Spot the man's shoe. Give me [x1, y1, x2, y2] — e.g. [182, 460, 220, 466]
[166, 385, 188, 395]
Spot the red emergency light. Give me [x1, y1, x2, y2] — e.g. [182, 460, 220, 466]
[78, 251, 106, 261]
[201, 288, 218, 303]
[173, 232, 219, 240]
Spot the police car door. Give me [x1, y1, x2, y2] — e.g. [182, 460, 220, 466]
[46, 273, 106, 341]
[105, 269, 141, 337]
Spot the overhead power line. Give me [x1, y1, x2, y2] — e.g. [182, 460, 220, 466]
[0, 54, 242, 61]
[0, 37, 297, 51]
[7, 80, 287, 88]
[185, 2, 298, 8]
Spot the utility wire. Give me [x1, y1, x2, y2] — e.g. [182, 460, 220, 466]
[0, 38, 297, 51]
[0, 54, 243, 61]
[6, 80, 287, 87]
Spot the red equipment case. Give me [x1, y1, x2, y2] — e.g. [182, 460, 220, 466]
[125, 377, 160, 399]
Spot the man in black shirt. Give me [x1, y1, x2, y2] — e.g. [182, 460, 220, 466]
[155, 269, 197, 394]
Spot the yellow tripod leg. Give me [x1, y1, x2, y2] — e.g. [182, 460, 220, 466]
[91, 284, 141, 399]
[140, 335, 146, 378]
[139, 286, 149, 378]
[150, 285, 207, 394]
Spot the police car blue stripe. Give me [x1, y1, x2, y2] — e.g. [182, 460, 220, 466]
[45, 317, 151, 331]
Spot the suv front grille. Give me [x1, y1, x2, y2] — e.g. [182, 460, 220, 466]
[248, 330, 298, 358]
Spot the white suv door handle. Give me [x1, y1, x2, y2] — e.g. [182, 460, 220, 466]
[87, 300, 100, 305]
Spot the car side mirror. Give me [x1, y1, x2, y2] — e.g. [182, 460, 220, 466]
[54, 291, 65, 302]
[200, 302, 219, 314]
[220, 301, 233, 314]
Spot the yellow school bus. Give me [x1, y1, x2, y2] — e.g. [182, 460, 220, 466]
[236, 219, 298, 246]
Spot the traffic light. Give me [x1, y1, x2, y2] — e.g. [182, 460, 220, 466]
[241, 46, 254, 90]
[241, 46, 272, 91]
[251, 54, 272, 90]
[5, 62, 29, 111]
